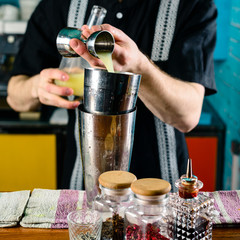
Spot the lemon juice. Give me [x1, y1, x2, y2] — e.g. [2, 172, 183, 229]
[97, 52, 114, 73]
[55, 52, 114, 98]
[55, 72, 84, 98]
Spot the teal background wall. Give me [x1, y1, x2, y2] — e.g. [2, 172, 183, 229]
[208, 0, 240, 189]
[0, 0, 19, 7]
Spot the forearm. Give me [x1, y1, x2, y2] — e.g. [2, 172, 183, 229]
[7, 75, 41, 112]
[136, 55, 205, 133]
[70, 25, 205, 132]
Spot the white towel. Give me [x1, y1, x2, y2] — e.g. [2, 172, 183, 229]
[0, 190, 30, 227]
[20, 189, 86, 228]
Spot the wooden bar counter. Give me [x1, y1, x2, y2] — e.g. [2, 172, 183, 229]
[0, 226, 240, 240]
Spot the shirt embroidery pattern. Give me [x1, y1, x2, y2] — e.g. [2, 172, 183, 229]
[152, 0, 180, 191]
[68, 0, 88, 27]
[151, 0, 180, 61]
[68, 0, 180, 191]
[68, 0, 89, 190]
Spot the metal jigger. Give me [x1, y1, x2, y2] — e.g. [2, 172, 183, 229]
[79, 68, 141, 206]
[56, 28, 115, 58]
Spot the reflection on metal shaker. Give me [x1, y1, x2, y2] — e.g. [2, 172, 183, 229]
[79, 105, 137, 206]
[83, 68, 141, 115]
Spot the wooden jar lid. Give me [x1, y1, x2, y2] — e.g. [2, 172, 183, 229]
[131, 178, 171, 196]
[99, 170, 137, 189]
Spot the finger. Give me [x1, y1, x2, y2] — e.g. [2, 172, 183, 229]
[80, 25, 90, 39]
[44, 81, 74, 96]
[91, 25, 102, 32]
[40, 68, 74, 96]
[81, 25, 89, 31]
[99, 24, 127, 41]
[40, 68, 69, 82]
[69, 39, 102, 66]
[80, 28, 92, 39]
[38, 89, 80, 109]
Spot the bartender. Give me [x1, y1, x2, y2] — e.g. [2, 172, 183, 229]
[7, 0, 217, 190]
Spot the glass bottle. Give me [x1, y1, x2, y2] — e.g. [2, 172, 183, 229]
[56, 5, 107, 99]
[93, 170, 137, 240]
[169, 159, 214, 239]
[124, 178, 173, 240]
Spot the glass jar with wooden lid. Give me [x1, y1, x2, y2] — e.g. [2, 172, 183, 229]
[124, 178, 174, 240]
[93, 170, 137, 240]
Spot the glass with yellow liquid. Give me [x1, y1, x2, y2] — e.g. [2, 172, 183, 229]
[54, 51, 113, 100]
[55, 54, 86, 99]
[55, 70, 84, 98]
[55, 40, 114, 101]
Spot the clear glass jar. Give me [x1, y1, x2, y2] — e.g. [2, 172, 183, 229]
[169, 159, 214, 239]
[93, 170, 137, 240]
[124, 178, 173, 240]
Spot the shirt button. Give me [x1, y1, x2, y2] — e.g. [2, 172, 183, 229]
[116, 12, 123, 19]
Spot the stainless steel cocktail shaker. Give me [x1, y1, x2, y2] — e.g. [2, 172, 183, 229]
[79, 105, 137, 206]
[83, 68, 141, 114]
[79, 68, 141, 206]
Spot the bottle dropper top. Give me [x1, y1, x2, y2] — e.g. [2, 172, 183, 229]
[175, 158, 203, 199]
[186, 158, 192, 178]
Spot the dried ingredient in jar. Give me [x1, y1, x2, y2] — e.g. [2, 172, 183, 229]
[101, 213, 124, 240]
[126, 223, 169, 240]
[75, 232, 98, 240]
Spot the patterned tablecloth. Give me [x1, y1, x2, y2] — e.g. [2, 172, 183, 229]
[1, 189, 240, 228]
[204, 190, 240, 226]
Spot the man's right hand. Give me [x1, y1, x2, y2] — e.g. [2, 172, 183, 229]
[37, 68, 80, 109]
[7, 68, 80, 112]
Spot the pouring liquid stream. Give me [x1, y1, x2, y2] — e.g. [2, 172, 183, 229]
[97, 51, 114, 73]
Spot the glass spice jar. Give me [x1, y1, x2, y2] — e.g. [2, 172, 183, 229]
[93, 170, 137, 240]
[169, 159, 214, 239]
[124, 178, 174, 240]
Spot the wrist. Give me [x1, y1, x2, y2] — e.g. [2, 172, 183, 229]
[135, 53, 157, 78]
[31, 75, 40, 99]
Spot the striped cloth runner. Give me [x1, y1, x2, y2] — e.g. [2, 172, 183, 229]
[203, 190, 240, 226]
[2, 189, 239, 228]
[20, 189, 87, 228]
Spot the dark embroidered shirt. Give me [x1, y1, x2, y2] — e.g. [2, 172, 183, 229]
[12, 0, 217, 188]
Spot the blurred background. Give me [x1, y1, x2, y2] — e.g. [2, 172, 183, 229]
[0, 0, 239, 192]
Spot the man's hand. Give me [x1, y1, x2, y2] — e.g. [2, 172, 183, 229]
[37, 68, 80, 109]
[69, 24, 148, 74]
[7, 68, 80, 112]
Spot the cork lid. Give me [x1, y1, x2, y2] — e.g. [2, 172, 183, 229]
[99, 171, 137, 189]
[131, 178, 171, 196]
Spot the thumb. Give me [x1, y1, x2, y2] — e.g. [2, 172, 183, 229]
[70, 39, 100, 66]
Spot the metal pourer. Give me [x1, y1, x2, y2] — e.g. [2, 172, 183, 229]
[175, 158, 203, 199]
[56, 27, 115, 58]
[186, 158, 193, 179]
